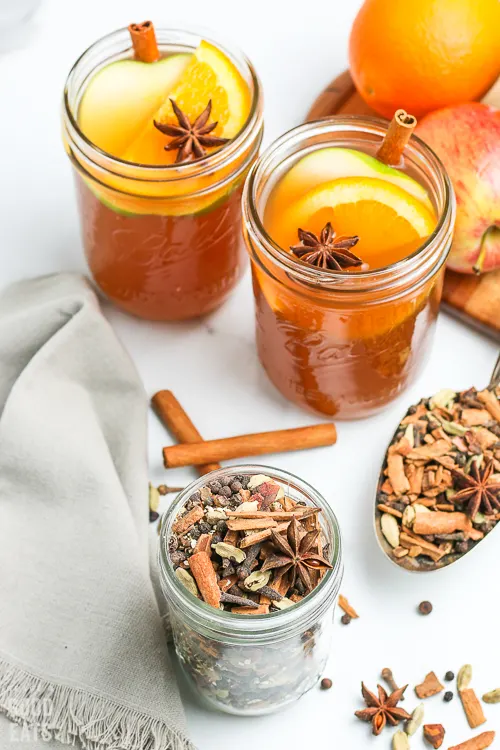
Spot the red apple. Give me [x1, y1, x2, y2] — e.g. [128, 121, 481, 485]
[417, 103, 500, 273]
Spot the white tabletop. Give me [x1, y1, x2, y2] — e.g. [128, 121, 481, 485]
[1, 1, 499, 748]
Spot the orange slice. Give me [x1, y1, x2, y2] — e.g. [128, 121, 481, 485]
[124, 41, 251, 165]
[266, 177, 437, 270]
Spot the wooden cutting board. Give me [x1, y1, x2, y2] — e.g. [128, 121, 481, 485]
[306, 71, 500, 341]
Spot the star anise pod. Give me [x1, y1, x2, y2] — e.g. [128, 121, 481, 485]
[153, 99, 229, 163]
[261, 517, 332, 592]
[354, 683, 410, 736]
[451, 459, 500, 517]
[290, 222, 362, 271]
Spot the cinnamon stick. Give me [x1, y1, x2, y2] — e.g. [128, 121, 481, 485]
[163, 423, 337, 468]
[413, 511, 472, 536]
[376, 109, 417, 166]
[128, 21, 160, 63]
[152, 390, 220, 476]
[448, 731, 495, 750]
[188, 552, 221, 608]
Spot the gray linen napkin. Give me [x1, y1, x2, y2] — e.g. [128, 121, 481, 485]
[0, 275, 194, 750]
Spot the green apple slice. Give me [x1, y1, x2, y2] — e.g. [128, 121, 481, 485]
[275, 147, 433, 210]
[78, 54, 191, 156]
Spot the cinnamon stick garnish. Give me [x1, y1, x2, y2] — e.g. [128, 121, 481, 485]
[448, 732, 495, 750]
[162, 423, 337, 468]
[413, 511, 472, 536]
[152, 390, 220, 476]
[128, 21, 160, 63]
[376, 109, 417, 167]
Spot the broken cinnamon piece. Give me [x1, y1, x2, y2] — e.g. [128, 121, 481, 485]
[448, 731, 495, 750]
[435, 504, 455, 512]
[218, 574, 237, 592]
[406, 464, 425, 494]
[413, 511, 472, 536]
[338, 595, 359, 619]
[194, 533, 212, 554]
[290, 593, 303, 603]
[423, 724, 445, 748]
[415, 671, 444, 699]
[461, 409, 492, 426]
[172, 506, 204, 535]
[478, 389, 500, 421]
[460, 689, 487, 729]
[400, 532, 445, 560]
[407, 439, 452, 461]
[408, 545, 423, 557]
[392, 546, 409, 558]
[231, 604, 270, 615]
[226, 517, 278, 531]
[223, 529, 240, 546]
[387, 453, 411, 495]
[188, 552, 221, 608]
[225, 509, 307, 519]
[239, 521, 290, 548]
[377, 504, 403, 518]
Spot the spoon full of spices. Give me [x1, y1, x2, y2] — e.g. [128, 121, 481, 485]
[375, 352, 500, 572]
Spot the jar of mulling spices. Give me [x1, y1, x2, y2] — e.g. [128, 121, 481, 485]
[158, 465, 343, 715]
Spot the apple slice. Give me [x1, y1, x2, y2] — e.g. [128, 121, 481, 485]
[273, 147, 433, 210]
[78, 54, 191, 156]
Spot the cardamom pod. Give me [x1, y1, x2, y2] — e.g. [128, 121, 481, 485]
[392, 730, 410, 750]
[406, 703, 424, 736]
[381, 513, 400, 548]
[429, 388, 456, 410]
[149, 483, 160, 513]
[175, 568, 199, 598]
[244, 570, 271, 591]
[273, 598, 295, 610]
[482, 688, 500, 704]
[457, 664, 473, 691]
[212, 542, 246, 563]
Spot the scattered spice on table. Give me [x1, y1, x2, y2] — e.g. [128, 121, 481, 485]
[415, 671, 444, 698]
[320, 677, 332, 690]
[354, 682, 410, 735]
[381, 668, 405, 699]
[444, 690, 454, 702]
[445, 671, 455, 682]
[419, 600, 433, 615]
[423, 723, 446, 748]
[168, 473, 332, 611]
[376, 385, 500, 570]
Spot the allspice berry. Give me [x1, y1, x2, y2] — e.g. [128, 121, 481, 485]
[418, 600, 433, 615]
[341, 613, 352, 625]
[320, 678, 333, 690]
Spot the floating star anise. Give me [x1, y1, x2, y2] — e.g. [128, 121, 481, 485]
[451, 459, 500, 518]
[354, 683, 410, 736]
[153, 99, 229, 163]
[261, 517, 332, 592]
[290, 222, 362, 270]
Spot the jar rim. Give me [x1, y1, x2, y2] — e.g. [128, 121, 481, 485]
[62, 25, 264, 182]
[158, 464, 343, 640]
[242, 116, 455, 294]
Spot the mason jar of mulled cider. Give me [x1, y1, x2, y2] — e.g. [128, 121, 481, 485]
[62, 23, 263, 321]
[242, 115, 455, 419]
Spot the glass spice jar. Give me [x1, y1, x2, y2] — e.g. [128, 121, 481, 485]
[62, 27, 263, 321]
[158, 465, 343, 716]
[242, 118, 455, 419]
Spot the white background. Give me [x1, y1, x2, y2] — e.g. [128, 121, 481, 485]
[1, 1, 499, 748]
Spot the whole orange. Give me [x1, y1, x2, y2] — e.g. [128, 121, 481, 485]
[349, 0, 500, 119]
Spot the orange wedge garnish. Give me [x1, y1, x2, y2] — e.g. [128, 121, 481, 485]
[124, 41, 251, 165]
[266, 177, 437, 270]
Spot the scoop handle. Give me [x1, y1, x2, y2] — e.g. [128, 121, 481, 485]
[488, 351, 500, 388]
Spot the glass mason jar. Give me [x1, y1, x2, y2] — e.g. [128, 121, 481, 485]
[158, 465, 343, 716]
[62, 28, 263, 321]
[242, 118, 455, 419]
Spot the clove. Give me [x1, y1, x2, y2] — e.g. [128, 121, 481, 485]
[236, 543, 261, 580]
[220, 592, 259, 608]
[382, 668, 405, 700]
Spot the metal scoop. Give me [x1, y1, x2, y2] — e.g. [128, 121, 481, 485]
[375, 353, 500, 572]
